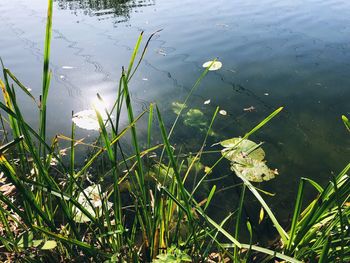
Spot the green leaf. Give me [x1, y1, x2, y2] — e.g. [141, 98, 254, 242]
[221, 137, 265, 162]
[231, 157, 278, 182]
[41, 240, 57, 250]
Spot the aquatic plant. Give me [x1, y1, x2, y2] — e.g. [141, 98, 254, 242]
[0, 1, 349, 262]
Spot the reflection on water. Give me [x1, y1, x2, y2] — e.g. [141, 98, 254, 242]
[56, 0, 155, 23]
[1, 0, 349, 240]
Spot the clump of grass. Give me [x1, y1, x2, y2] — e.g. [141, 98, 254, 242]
[0, 1, 349, 262]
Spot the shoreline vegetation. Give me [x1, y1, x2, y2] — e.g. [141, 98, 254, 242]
[0, 1, 349, 262]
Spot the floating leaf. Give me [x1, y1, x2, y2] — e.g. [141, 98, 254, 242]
[183, 108, 208, 129]
[231, 157, 277, 182]
[41, 240, 57, 250]
[202, 61, 222, 71]
[204, 99, 211, 105]
[219, 110, 227, 116]
[72, 109, 108, 131]
[221, 137, 277, 182]
[72, 184, 112, 223]
[221, 137, 265, 162]
[171, 101, 187, 115]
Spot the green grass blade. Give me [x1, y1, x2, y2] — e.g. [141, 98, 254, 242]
[234, 184, 246, 261]
[341, 115, 350, 132]
[155, 105, 192, 220]
[239, 244, 302, 263]
[301, 177, 323, 193]
[236, 171, 289, 244]
[0, 157, 55, 230]
[33, 225, 105, 256]
[196, 207, 241, 248]
[204, 185, 216, 211]
[147, 103, 154, 149]
[0, 136, 23, 153]
[39, 0, 53, 153]
[74, 111, 146, 179]
[4, 69, 37, 103]
[319, 236, 331, 263]
[121, 72, 148, 213]
[128, 30, 162, 81]
[126, 32, 143, 80]
[286, 178, 305, 252]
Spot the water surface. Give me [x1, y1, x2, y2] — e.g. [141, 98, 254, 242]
[0, 0, 349, 233]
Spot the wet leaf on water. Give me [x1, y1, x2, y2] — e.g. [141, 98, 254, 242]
[220, 137, 265, 162]
[231, 157, 277, 182]
[221, 137, 277, 182]
[72, 109, 108, 131]
[202, 60, 222, 71]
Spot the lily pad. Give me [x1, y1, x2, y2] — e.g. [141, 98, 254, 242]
[183, 108, 208, 129]
[72, 109, 108, 131]
[171, 101, 187, 115]
[231, 157, 277, 182]
[202, 61, 222, 71]
[72, 184, 112, 223]
[221, 137, 265, 162]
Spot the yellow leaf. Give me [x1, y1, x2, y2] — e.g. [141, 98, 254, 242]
[259, 207, 264, 224]
[204, 166, 212, 174]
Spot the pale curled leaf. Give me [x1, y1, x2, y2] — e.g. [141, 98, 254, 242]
[72, 110, 108, 131]
[202, 60, 222, 71]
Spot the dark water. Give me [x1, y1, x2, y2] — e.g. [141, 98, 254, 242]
[0, 0, 349, 232]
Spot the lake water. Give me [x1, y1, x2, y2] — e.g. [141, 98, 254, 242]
[0, 0, 349, 235]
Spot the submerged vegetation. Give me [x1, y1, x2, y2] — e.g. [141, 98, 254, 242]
[0, 1, 349, 262]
